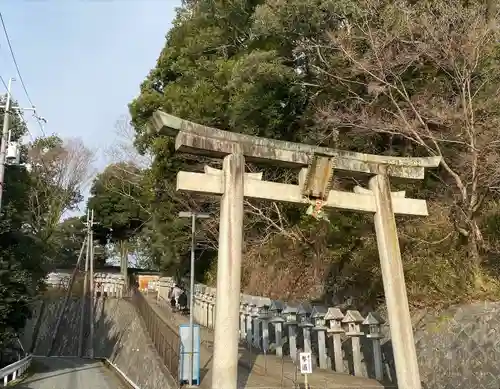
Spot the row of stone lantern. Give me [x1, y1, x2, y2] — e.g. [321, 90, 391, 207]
[156, 277, 386, 381]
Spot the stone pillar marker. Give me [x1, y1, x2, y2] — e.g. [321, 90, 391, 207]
[150, 109, 441, 389]
[211, 153, 245, 389]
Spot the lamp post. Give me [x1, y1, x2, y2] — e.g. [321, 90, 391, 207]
[179, 211, 210, 386]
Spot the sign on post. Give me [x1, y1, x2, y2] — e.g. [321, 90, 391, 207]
[299, 352, 312, 374]
[179, 324, 201, 385]
[299, 352, 312, 389]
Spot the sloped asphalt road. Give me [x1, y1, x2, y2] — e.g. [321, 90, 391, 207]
[15, 357, 125, 389]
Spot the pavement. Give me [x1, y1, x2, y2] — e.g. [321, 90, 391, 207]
[144, 293, 391, 389]
[15, 357, 126, 389]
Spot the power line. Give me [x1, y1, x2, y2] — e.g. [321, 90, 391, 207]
[0, 13, 33, 108]
[0, 12, 46, 136]
[0, 75, 7, 91]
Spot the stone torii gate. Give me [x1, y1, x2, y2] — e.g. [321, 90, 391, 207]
[150, 110, 441, 389]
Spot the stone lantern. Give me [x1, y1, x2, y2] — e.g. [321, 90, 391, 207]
[282, 303, 299, 361]
[269, 300, 285, 317]
[311, 305, 328, 369]
[297, 302, 312, 324]
[363, 312, 385, 381]
[257, 302, 271, 352]
[342, 310, 365, 377]
[283, 303, 298, 325]
[239, 302, 248, 340]
[245, 303, 256, 345]
[251, 303, 261, 349]
[207, 294, 216, 329]
[311, 305, 328, 329]
[298, 302, 314, 353]
[269, 300, 285, 357]
[325, 307, 345, 373]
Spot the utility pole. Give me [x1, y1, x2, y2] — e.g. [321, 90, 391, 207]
[49, 236, 87, 356]
[0, 77, 42, 212]
[0, 77, 13, 211]
[88, 209, 95, 359]
[78, 209, 97, 357]
[78, 210, 91, 357]
[178, 211, 210, 386]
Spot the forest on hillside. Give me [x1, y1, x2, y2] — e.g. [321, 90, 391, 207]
[87, 0, 500, 311]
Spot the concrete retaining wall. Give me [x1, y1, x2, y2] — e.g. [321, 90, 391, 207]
[21, 296, 173, 389]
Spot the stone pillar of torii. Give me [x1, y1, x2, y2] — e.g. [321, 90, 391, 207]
[150, 110, 441, 389]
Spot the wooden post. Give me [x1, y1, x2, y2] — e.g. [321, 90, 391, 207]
[369, 170, 421, 389]
[211, 153, 245, 389]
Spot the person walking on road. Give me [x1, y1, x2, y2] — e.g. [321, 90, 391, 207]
[169, 283, 183, 311]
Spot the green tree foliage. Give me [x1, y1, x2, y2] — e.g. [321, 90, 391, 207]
[87, 162, 150, 266]
[122, 0, 500, 307]
[50, 216, 106, 269]
[0, 99, 94, 350]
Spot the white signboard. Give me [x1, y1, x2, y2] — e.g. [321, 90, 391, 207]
[299, 352, 312, 374]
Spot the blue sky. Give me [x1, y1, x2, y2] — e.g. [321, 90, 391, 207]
[0, 0, 182, 214]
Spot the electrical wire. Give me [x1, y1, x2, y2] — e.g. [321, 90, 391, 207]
[0, 12, 33, 107]
[0, 75, 7, 91]
[0, 12, 46, 136]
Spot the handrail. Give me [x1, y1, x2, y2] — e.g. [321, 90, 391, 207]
[0, 354, 32, 386]
[100, 358, 140, 389]
[130, 288, 181, 385]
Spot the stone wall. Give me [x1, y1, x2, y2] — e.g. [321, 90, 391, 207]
[413, 301, 500, 389]
[20, 296, 174, 389]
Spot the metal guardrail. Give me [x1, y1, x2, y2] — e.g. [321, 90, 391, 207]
[0, 354, 32, 386]
[130, 288, 180, 385]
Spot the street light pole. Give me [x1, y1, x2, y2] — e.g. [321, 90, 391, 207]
[179, 211, 210, 387]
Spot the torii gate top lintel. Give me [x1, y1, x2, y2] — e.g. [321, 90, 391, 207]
[150, 110, 441, 180]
